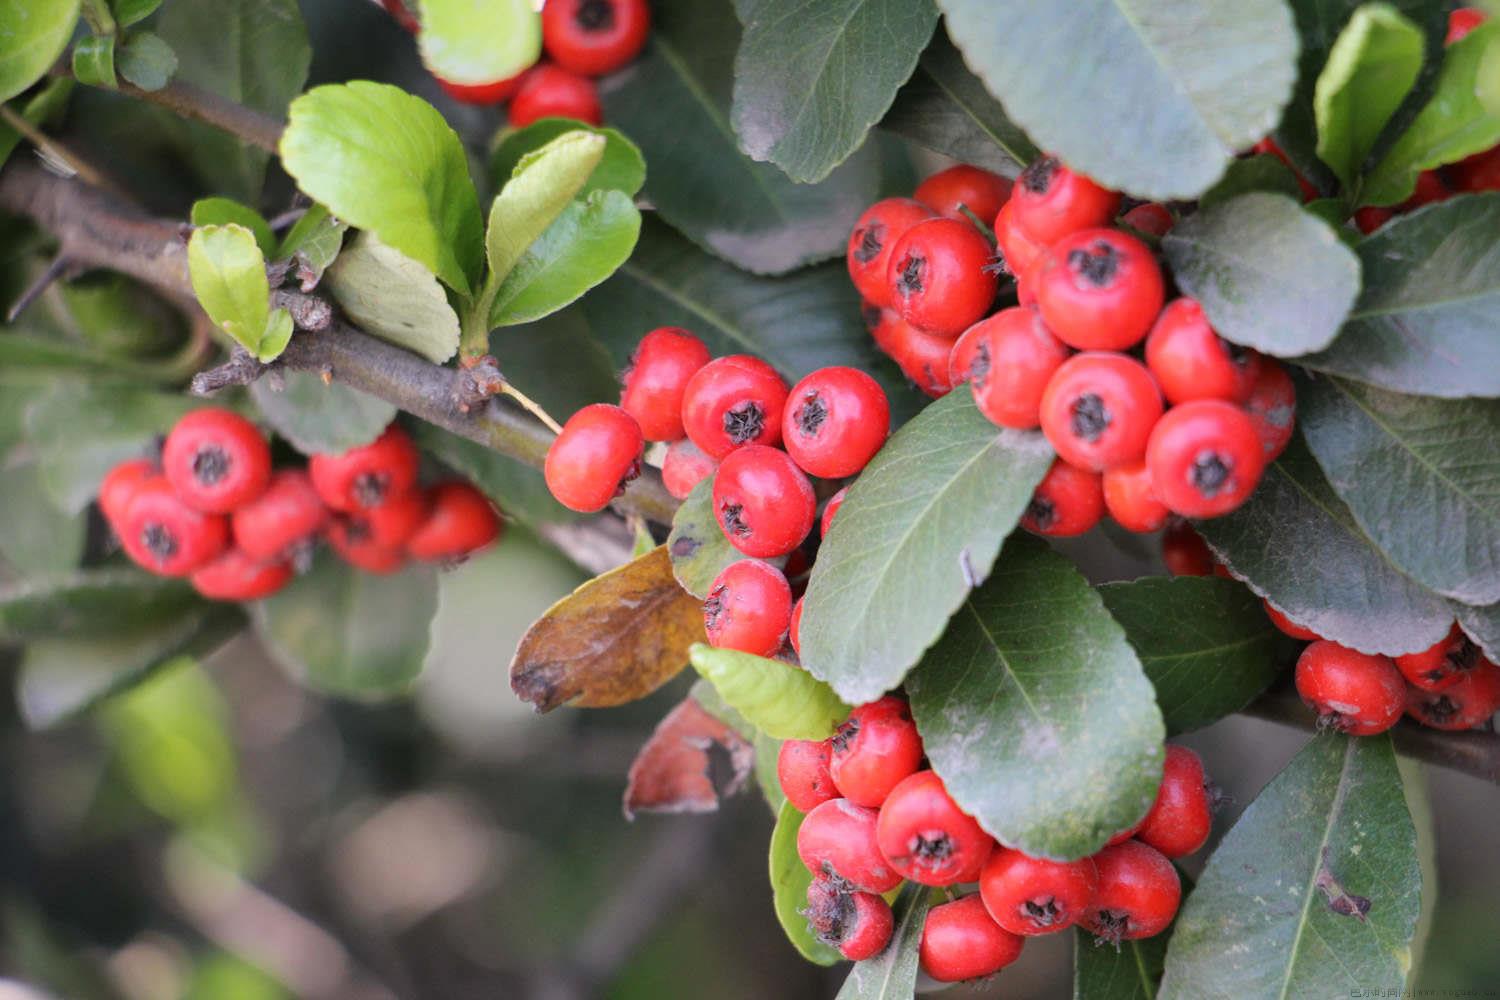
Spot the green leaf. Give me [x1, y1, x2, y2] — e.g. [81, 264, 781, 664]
[490, 119, 646, 198]
[1197, 154, 1303, 210]
[0, 449, 82, 575]
[249, 371, 396, 457]
[322, 231, 462, 364]
[113, 0, 162, 28]
[878, 34, 1037, 173]
[485, 130, 607, 283]
[280, 81, 483, 296]
[1196, 435, 1453, 657]
[253, 553, 439, 699]
[600, 0, 891, 274]
[801, 392, 1053, 705]
[1099, 576, 1297, 736]
[487, 309, 619, 419]
[935, 0, 1298, 200]
[769, 802, 842, 966]
[1364, 23, 1500, 205]
[1299, 375, 1500, 605]
[409, 421, 577, 526]
[275, 203, 347, 286]
[1479, 33, 1500, 116]
[1074, 927, 1169, 1000]
[1297, 193, 1500, 397]
[116, 31, 177, 92]
[72, 33, 117, 89]
[730, 0, 939, 183]
[0, 569, 200, 640]
[187, 224, 293, 363]
[667, 475, 748, 599]
[417, 0, 540, 87]
[1313, 4, 1424, 190]
[191, 197, 274, 257]
[1158, 733, 1421, 999]
[753, 730, 784, 814]
[0, 75, 73, 169]
[688, 644, 849, 741]
[0, 0, 80, 102]
[906, 535, 1164, 860]
[1163, 193, 1361, 356]
[834, 883, 931, 999]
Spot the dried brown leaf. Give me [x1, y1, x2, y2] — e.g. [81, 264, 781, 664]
[623, 696, 754, 819]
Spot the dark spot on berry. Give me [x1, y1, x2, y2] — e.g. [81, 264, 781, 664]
[896, 253, 925, 298]
[1026, 496, 1057, 531]
[796, 392, 828, 438]
[969, 342, 992, 388]
[722, 401, 765, 445]
[1021, 897, 1066, 929]
[1190, 451, 1232, 497]
[803, 876, 856, 945]
[1067, 241, 1120, 288]
[575, 0, 614, 32]
[907, 831, 954, 870]
[853, 223, 884, 264]
[981, 254, 1010, 276]
[1091, 909, 1129, 948]
[1020, 155, 1059, 195]
[1070, 392, 1111, 442]
[670, 536, 701, 558]
[192, 444, 230, 487]
[703, 586, 726, 634]
[830, 717, 859, 754]
[861, 303, 883, 330]
[719, 501, 749, 537]
[1448, 635, 1480, 673]
[1417, 695, 1460, 725]
[141, 522, 177, 563]
[353, 471, 390, 508]
[1314, 707, 1353, 734]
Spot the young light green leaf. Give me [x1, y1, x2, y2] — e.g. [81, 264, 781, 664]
[688, 644, 849, 741]
[0, 0, 81, 101]
[834, 883, 931, 1000]
[280, 81, 484, 296]
[1197, 153, 1304, 209]
[1313, 4, 1424, 189]
[486, 130, 607, 282]
[72, 33, 117, 89]
[801, 392, 1053, 706]
[1162, 193, 1361, 356]
[906, 535, 1165, 861]
[187, 224, 293, 362]
[1363, 22, 1500, 205]
[1159, 733, 1421, 999]
[275, 203, 347, 288]
[490, 119, 646, 198]
[191, 197, 275, 256]
[1479, 33, 1500, 116]
[116, 31, 177, 91]
[250, 371, 395, 457]
[769, 802, 842, 966]
[936, 0, 1298, 200]
[418, 0, 540, 87]
[323, 231, 462, 364]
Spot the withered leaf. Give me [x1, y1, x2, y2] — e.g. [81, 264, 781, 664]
[623, 695, 754, 819]
[510, 545, 706, 711]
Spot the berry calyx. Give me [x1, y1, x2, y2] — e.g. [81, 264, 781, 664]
[661, 438, 718, 500]
[914, 165, 1013, 226]
[979, 846, 1099, 936]
[711, 445, 815, 558]
[804, 879, 894, 962]
[887, 218, 998, 338]
[1009, 156, 1121, 246]
[161, 408, 272, 514]
[681, 355, 790, 459]
[509, 64, 602, 128]
[541, 0, 651, 77]
[406, 482, 502, 561]
[1040, 352, 1163, 471]
[702, 558, 792, 656]
[232, 469, 329, 564]
[1145, 400, 1266, 518]
[1295, 640, 1406, 736]
[190, 548, 292, 601]
[119, 475, 229, 576]
[919, 894, 1024, 983]
[1021, 459, 1105, 538]
[782, 366, 890, 478]
[309, 425, 420, 513]
[620, 327, 711, 442]
[829, 695, 924, 808]
[1136, 745, 1213, 859]
[875, 770, 993, 886]
[1034, 228, 1164, 351]
[777, 738, 837, 813]
[1145, 298, 1261, 405]
[961, 306, 1072, 430]
[847, 199, 935, 309]
[1102, 461, 1169, 533]
[1395, 623, 1480, 692]
[797, 798, 903, 893]
[544, 403, 645, 513]
[1083, 840, 1181, 943]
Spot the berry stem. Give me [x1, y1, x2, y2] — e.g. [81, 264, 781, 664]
[502, 383, 565, 435]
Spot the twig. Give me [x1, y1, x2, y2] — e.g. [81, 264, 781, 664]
[89, 74, 287, 154]
[0, 104, 114, 191]
[6, 253, 76, 321]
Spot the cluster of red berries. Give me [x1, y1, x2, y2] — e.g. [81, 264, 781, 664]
[848, 156, 1295, 541]
[780, 696, 1213, 978]
[385, 0, 649, 127]
[99, 411, 500, 601]
[544, 327, 890, 655]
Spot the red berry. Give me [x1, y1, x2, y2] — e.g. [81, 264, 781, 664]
[979, 847, 1099, 936]
[1448, 7, 1487, 43]
[829, 695, 923, 808]
[1103, 461, 1169, 533]
[961, 306, 1071, 430]
[161, 408, 271, 514]
[406, 482, 502, 561]
[820, 487, 847, 538]
[1162, 520, 1215, 576]
[1083, 840, 1181, 942]
[232, 469, 328, 563]
[509, 64, 602, 128]
[544, 403, 644, 513]
[119, 476, 229, 576]
[875, 770, 993, 886]
[703, 558, 792, 656]
[993, 200, 1047, 278]
[620, 327, 711, 442]
[1034, 229, 1164, 351]
[920, 895, 1024, 983]
[887, 218, 998, 338]
[381, 0, 419, 33]
[1146, 400, 1266, 518]
[866, 305, 954, 398]
[1396, 623, 1481, 692]
[329, 524, 407, 574]
[309, 425, 420, 513]
[797, 798, 903, 893]
[330, 489, 430, 551]
[914, 165, 1013, 226]
[681, 355, 790, 459]
[1107, 816, 1147, 847]
[778, 738, 836, 813]
[847, 199, 936, 309]
[711, 445, 815, 558]
[1264, 599, 1321, 641]
[660, 438, 717, 500]
[782, 367, 890, 478]
[1243, 360, 1297, 463]
[1022, 459, 1104, 537]
[99, 457, 157, 527]
[789, 595, 805, 656]
[1251, 138, 1319, 201]
[190, 548, 292, 601]
[1405, 659, 1500, 730]
[1295, 640, 1406, 735]
[1137, 745, 1213, 859]
[436, 73, 524, 106]
[1450, 145, 1500, 193]
[1040, 352, 1163, 471]
[1354, 205, 1395, 234]
[1402, 169, 1452, 209]
[541, 0, 650, 76]
[836, 890, 895, 961]
[1009, 156, 1121, 245]
[1122, 202, 1175, 237]
[1145, 299, 1261, 405]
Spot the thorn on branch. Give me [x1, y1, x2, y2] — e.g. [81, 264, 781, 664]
[7, 254, 76, 322]
[191, 347, 267, 396]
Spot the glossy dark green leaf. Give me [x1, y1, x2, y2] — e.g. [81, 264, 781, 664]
[802, 392, 1053, 705]
[1312, 4, 1424, 189]
[834, 883, 931, 999]
[0, 451, 83, 575]
[0, 569, 200, 640]
[1197, 435, 1452, 657]
[249, 371, 395, 457]
[410, 421, 576, 526]
[1298, 194, 1500, 397]
[907, 535, 1165, 860]
[1162, 193, 1361, 356]
[936, 0, 1297, 200]
[1197, 154, 1303, 210]
[253, 554, 439, 699]
[1099, 576, 1296, 736]
[600, 0, 889, 274]
[878, 34, 1036, 173]
[116, 31, 177, 92]
[191, 197, 274, 257]
[487, 309, 619, 420]
[1074, 927, 1169, 1000]
[666, 476, 745, 599]
[769, 801, 841, 966]
[489, 119, 646, 198]
[730, 0, 938, 183]
[689, 644, 849, 741]
[1159, 733, 1421, 999]
[1, 0, 81, 101]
